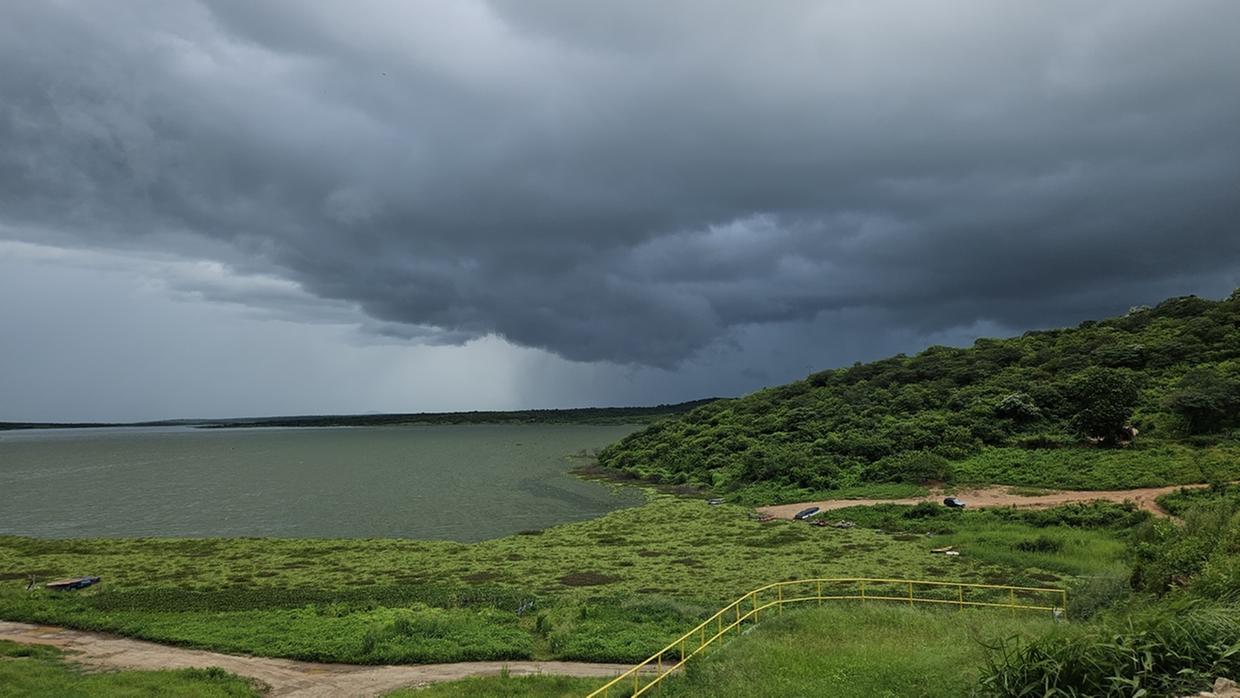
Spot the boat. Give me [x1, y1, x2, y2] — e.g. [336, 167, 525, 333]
[44, 576, 101, 591]
[793, 506, 821, 520]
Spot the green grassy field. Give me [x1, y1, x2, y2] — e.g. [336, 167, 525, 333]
[0, 494, 1107, 665]
[391, 605, 1061, 698]
[0, 639, 260, 697]
[389, 674, 601, 698]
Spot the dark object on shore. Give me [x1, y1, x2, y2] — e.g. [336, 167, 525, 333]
[707, 498, 724, 505]
[943, 497, 966, 509]
[793, 506, 821, 520]
[45, 576, 101, 591]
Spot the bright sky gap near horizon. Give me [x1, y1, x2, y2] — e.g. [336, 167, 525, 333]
[2, 1, 1238, 422]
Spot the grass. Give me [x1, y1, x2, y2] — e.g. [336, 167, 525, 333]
[0, 495, 1100, 665]
[400, 605, 1060, 697]
[980, 600, 1240, 697]
[656, 606, 1060, 698]
[0, 639, 260, 697]
[951, 443, 1240, 490]
[388, 674, 602, 697]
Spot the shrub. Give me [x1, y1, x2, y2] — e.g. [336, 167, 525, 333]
[902, 502, 944, 519]
[862, 451, 953, 484]
[1012, 536, 1064, 554]
[980, 601, 1240, 697]
[1065, 575, 1130, 620]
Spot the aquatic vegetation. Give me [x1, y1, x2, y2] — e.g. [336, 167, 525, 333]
[0, 495, 1108, 664]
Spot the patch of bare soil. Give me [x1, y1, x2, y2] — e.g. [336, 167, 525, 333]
[756, 483, 1210, 520]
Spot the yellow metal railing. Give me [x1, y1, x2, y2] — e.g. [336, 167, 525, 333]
[585, 577, 1066, 698]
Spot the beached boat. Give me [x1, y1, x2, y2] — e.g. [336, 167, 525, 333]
[44, 576, 101, 591]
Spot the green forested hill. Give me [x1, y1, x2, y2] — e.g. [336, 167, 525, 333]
[599, 290, 1240, 501]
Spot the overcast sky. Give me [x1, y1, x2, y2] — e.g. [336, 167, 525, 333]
[2, 1, 1238, 422]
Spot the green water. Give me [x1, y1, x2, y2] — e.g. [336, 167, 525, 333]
[0, 425, 643, 541]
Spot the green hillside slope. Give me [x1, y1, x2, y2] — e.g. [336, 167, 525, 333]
[599, 290, 1240, 501]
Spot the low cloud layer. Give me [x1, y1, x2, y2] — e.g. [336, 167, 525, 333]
[3, 1, 1239, 372]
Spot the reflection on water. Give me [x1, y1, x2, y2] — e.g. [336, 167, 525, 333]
[0, 424, 643, 541]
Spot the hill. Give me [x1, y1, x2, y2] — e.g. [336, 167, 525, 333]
[598, 289, 1240, 501]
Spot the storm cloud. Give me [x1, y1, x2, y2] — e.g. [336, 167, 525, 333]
[3, 0, 1239, 370]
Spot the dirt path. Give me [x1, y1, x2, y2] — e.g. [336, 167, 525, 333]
[757, 483, 1209, 520]
[0, 621, 644, 697]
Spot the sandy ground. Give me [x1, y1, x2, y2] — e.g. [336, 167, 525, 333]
[756, 483, 1210, 520]
[0, 621, 647, 697]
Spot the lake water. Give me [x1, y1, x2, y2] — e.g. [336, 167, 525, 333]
[0, 424, 643, 541]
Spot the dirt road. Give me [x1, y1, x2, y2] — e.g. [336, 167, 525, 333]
[757, 483, 1208, 520]
[0, 621, 643, 697]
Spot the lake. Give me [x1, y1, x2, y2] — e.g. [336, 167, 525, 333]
[0, 424, 643, 541]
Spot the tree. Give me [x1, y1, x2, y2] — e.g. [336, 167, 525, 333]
[994, 392, 1042, 423]
[1164, 367, 1240, 434]
[1069, 367, 1140, 445]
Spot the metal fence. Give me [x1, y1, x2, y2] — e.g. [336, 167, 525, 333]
[585, 577, 1066, 697]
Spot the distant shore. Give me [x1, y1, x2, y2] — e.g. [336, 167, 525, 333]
[0, 398, 718, 431]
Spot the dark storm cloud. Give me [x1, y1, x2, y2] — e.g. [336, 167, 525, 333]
[2, 0, 1239, 367]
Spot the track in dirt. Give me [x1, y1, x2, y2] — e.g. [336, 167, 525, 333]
[757, 483, 1209, 520]
[0, 621, 644, 697]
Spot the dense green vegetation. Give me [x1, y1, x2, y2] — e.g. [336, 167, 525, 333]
[600, 291, 1240, 501]
[981, 488, 1240, 696]
[404, 490, 1240, 697]
[0, 495, 1110, 667]
[0, 399, 716, 431]
[0, 639, 259, 697]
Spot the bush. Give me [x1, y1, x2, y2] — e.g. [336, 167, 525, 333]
[1065, 575, 1130, 620]
[902, 502, 944, 519]
[862, 451, 953, 484]
[980, 601, 1240, 697]
[1012, 536, 1064, 554]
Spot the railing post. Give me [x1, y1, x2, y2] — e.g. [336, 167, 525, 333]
[908, 581, 913, 607]
[753, 592, 758, 621]
[679, 639, 684, 663]
[817, 580, 822, 607]
[958, 584, 964, 611]
[633, 670, 638, 696]
[778, 585, 783, 614]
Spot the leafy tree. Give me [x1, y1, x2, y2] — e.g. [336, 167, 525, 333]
[994, 392, 1041, 423]
[1068, 367, 1140, 445]
[1164, 367, 1240, 434]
